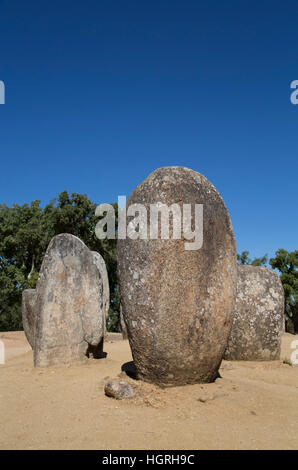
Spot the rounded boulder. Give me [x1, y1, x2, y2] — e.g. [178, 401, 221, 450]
[118, 166, 237, 386]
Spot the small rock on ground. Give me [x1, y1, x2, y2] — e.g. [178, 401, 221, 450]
[198, 392, 228, 403]
[104, 379, 135, 399]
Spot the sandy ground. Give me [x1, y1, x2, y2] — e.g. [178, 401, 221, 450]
[0, 331, 297, 450]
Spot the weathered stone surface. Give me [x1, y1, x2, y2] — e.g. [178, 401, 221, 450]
[118, 166, 237, 386]
[224, 265, 284, 361]
[22, 289, 36, 349]
[92, 251, 110, 321]
[120, 304, 128, 339]
[104, 379, 135, 399]
[34, 234, 109, 368]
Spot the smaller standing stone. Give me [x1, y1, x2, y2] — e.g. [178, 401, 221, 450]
[33, 234, 109, 367]
[92, 251, 110, 322]
[224, 265, 284, 361]
[22, 289, 36, 349]
[104, 379, 135, 399]
[120, 304, 128, 339]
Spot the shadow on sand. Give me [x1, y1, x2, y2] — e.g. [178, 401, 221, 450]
[121, 361, 138, 379]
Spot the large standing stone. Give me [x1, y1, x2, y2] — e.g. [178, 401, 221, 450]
[92, 251, 110, 322]
[22, 289, 36, 349]
[33, 234, 109, 368]
[118, 166, 237, 386]
[224, 265, 284, 361]
[120, 304, 128, 339]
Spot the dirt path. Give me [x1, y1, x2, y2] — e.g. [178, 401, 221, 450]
[0, 332, 297, 450]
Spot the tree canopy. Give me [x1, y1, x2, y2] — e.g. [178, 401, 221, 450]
[237, 251, 268, 266]
[269, 249, 298, 334]
[0, 192, 120, 332]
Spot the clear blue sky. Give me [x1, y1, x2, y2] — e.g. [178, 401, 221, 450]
[0, 0, 297, 260]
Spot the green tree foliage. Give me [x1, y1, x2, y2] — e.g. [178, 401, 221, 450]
[269, 249, 298, 334]
[0, 201, 47, 330]
[0, 192, 120, 332]
[237, 251, 268, 266]
[251, 255, 268, 267]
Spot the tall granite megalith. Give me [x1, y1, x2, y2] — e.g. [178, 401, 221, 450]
[118, 166, 237, 386]
[120, 304, 128, 340]
[22, 289, 36, 349]
[224, 265, 284, 361]
[28, 234, 109, 367]
[92, 251, 110, 322]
